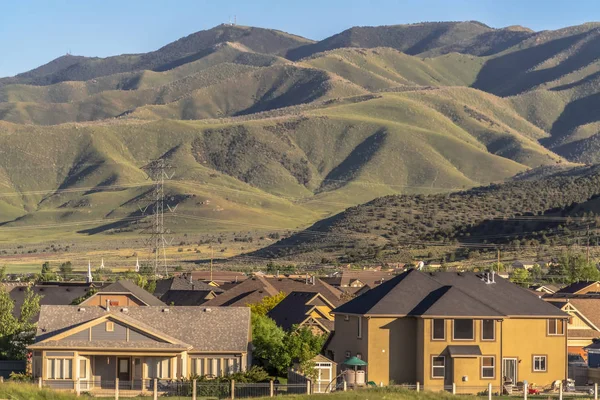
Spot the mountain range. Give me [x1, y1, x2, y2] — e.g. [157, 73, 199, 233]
[2, 21, 600, 253]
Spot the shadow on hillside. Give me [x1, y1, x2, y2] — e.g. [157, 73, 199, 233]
[472, 31, 595, 96]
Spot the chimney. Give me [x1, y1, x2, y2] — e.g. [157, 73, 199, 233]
[105, 299, 110, 311]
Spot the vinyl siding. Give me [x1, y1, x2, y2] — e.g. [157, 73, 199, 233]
[63, 328, 90, 341]
[91, 321, 127, 341]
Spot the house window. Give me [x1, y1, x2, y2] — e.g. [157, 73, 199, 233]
[146, 357, 171, 379]
[208, 358, 222, 377]
[357, 317, 362, 339]
[481, 356, 495, 378]
[225, 358, 239, 374]
[106, 321, 114, 332]
[79, 359, 87, 379]
[482, 320, 495, 340]
[46, 358, 73, 380]
[548, 319, 564, 335]
[453, 319, 474, 340]
[191, 358, 205, 376]
[432, 319, 445, 340]
[432, 356, 445, 378]
[533, 356, 547, 372]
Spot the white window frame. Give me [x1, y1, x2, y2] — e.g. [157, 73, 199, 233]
[431, 319, 445, 341]
[431, 356, 445, 379]
[452, 319, 475, 340]
[357, 316, 362, 339]
[46, 358, 73, 380]
[106, 321, 114, 332]
[533, 355, 547, 372]
[481, 356, 495, 379]
[481, 319, 495, 341]
[548, 319, 564, 336]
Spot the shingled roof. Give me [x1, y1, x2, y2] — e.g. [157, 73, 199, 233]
[556, 281, 600, 295]
[33, 305, 250, 352]
[267, 291, 335, 331]
[203, 276, 343, 307]
[87, 280, 165, 306]
[3, 282, 109, 319]
[333, 269, 567, 318]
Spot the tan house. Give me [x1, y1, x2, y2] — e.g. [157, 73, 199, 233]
[267, 292, 335, 334]
[545, 298, 600, 358]
[327, 269, 568, 392]
[555, 281, 600, 296]
[30, 305, 251, 393]
[81, 280, 165, 307]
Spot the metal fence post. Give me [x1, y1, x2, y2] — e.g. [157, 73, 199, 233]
[559, 382, 563, 400]
[38, 377, 42, 388]
[524, 382, 528, 400]
[0, 377, 3, 383]
[76, 378, 81, 396]
[270, 380, 274, 397]
[343, 380, 347, 391]
[153, 378, 158, 400]
[115, 377, 119, 400]
[488, 383, 492, 400]
[416, 382, 420, 392]
[192, 379, 197, 400]
[231, 379, 235, 399]
[306, 379, 311, 395]
[595, 383, 598, 400]
[452, 383, 456, 395]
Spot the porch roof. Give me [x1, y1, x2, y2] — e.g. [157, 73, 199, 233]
[447, 345, 482, 357]
[29, 340, 190, 351]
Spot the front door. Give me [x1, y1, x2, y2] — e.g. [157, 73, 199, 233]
[502, 358, 518, 385]
[118, 358, 130, 382]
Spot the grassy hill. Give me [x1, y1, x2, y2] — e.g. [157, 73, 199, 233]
[253, 165, 600, 261]
[4, 21, 600, 251]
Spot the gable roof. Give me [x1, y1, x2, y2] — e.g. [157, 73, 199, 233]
[267, 291, 334, 331]
[154, 276, 225, 298]
[333, 269, 567, 318]
[556, 281, 600, 295]
[83, 280, 165, 306]
[33, 305, 250, 352]
[3, 282, 109, 319]
[546, 298, 600, 330]
[203, 276, 343, 307]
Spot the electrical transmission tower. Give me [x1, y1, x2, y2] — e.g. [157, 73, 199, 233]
[140, 158, 176, 277]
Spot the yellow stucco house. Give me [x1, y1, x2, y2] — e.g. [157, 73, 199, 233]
[327, 269, 568, 392]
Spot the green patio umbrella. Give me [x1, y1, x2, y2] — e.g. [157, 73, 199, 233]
[343, 356, 367, 367]
[343, 357, 368, 388]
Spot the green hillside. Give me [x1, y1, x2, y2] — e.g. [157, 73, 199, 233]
[5, 21, 600, 251]
[254, 165, 600, 261]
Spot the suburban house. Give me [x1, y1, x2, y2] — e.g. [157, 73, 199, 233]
[267, 291, 335, 334]
[80, 280, 165, 307]
[322, 270, 397, 295]
[512, 261, 537, 270]
[203, 275, 343, 307]
[154, 275, 224, 305]
[545, 297, 600, 357]
[554, 281, 600, 296]
[529, 284, 560, 295]
[327, 269, 568, 392]
[30, 305, 251, 392]
[4, 281, 109, 319]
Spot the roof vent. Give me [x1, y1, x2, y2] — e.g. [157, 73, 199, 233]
[162, 308, 170, 312]
[78, 307, 85, 312]
[204, 308, 212, 312]
[121, 308, 128, 313]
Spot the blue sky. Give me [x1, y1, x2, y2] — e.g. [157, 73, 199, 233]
[0, 0, 597, 77]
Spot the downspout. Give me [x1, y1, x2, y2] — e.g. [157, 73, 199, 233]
[500, 319, 503, 388]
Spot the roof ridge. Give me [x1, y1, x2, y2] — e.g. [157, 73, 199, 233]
[421, 271, 508, 316]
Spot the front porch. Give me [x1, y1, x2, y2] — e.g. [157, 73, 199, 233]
[38, 352, 182, 394]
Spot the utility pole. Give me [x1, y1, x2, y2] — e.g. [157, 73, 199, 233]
[587, 224, 591, 264]
[210, 246, 214, 282]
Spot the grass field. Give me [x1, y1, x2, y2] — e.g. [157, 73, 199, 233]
[0, 383, 476, 400]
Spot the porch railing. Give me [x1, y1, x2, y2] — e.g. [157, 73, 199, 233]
[33, 378, 311, 399]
